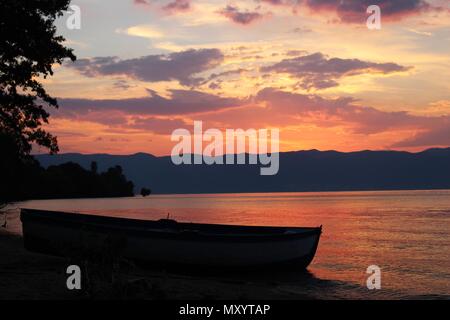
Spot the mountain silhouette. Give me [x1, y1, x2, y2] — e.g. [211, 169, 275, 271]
[35, 148, 450, 194]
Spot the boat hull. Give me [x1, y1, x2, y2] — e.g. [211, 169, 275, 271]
[20, 209, 321, 269]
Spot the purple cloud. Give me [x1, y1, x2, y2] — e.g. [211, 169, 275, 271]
[163, 0, 191, 14]
[68, 49, 224, 86]
[56, 89, 246, 118]
[53, 85, 450, 149]
[254, 88, 442, 134]
[391, 120, 450, 148]
[218, 5, 267, 25]
[261, 52, 411, 90]
[133, 0, 192, 14]
[301, 0, 436, 23]
[130, 117, 188, 134]
[113, 79, 134, 90]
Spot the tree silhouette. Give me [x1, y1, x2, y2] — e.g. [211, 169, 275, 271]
[39, 162, 134, 199]
[140, 188, 151, 197]
[90, 161, 98, 174]
[0, 0, 76, 156]
[1, 0, 76, 205]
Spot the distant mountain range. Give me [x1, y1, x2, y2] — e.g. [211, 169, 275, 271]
[35, 148, 450, 194]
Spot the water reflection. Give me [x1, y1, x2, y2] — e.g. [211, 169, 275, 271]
[15, 190, 450, 299]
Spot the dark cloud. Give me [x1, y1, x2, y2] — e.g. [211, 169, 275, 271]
[59, 110, 130, 127]
[113, 80, 133, 90]
[68, 49, 224, 86]
[57, 89, 246, 118]
[261, 52, 411, 90]
[302, 0, 434, 23]
[163, 0, 191, 14]
[208, 82, 222, 90]
[53, 89, 247, 134]
[295, 77, 339, 90]
[218, 5, 267, 25]
[391, 120, 450, 148]
[133, 0, 191, 14]
[206, 68, 250, 82]
[130, 117, 188, 134]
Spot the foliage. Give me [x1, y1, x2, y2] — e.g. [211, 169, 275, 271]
[140, 187, 151, 197]
[33, 162, 135, 199]
[0, 0, 76, 156]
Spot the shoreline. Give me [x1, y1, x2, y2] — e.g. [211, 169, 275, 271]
[12, 188, 450, 204]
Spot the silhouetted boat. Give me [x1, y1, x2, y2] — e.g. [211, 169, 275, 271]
[20, 208, 322, 269]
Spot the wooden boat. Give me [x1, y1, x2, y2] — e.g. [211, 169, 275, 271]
[20, 208, 322, 269]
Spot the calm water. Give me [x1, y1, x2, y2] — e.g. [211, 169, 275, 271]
[13, 190, 450, 299]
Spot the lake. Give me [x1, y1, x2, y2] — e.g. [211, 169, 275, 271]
[11, 190, 450, 299]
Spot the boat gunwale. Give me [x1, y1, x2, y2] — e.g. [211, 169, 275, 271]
[21, 208, 322, 242]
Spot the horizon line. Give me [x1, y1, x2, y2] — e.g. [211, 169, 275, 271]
[32, 146, 450, 157]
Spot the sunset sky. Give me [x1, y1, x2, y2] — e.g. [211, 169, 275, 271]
[41, 0, 450, 155]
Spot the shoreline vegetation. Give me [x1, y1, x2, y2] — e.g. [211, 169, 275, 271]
[1, 157, 135, 202]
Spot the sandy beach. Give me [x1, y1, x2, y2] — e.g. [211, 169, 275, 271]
[0, 210, 311, 300]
